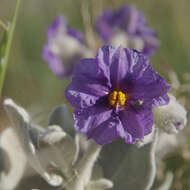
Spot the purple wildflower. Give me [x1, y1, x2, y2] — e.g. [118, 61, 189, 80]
[96, 5, 159, 56]
[43, 16, 92, 78]
[65, 46, 170, 145]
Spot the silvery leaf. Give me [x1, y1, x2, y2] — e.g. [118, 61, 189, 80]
[156, 130, 185, 159]
[65, 141, 101, 190]
[75, 141, 101, 186]
[0, 147, 10, 175]
[3, 99, 63, 187]
[48, 104, 75, 137]
[99, 129, 158, 190]
[39, 125, 77, 178]
[48, 105, 94, 166]
[136, 125, 155, 148]
[0, 127, 27, 190]
[85, 179, 113, 190]
[74, 133, 91, 165]
[154, 94, 187, 134]
[154, 172, 173, 190]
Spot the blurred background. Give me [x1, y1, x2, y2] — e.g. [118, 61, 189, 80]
[0, 0, 190, 108]
[0, 0, 190, 189]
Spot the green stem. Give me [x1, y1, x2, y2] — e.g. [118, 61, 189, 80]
[0, 0, 21, 97]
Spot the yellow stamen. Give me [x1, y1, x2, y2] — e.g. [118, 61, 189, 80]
[108, 90, 127, 107]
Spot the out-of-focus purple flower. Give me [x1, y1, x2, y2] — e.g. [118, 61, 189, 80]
[96, 5, 159, 56]
[65, 46, 170, 145]
[43, 16, 92, 78]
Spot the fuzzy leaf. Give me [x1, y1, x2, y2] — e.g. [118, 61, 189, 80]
[156, 130, 185, 159]
[48, 104, 75, 137]
[153, 172, 173, 190]
[0, 128, 27, 190]
[3, 99, 63, 187]
[74, 133, 91, 164]
[86, 178, 113, 190]
[40, 125, 77, 177]
[154, 94, 187, 134]
[65, 141, 101, 190]
[99, 129, 158, 190]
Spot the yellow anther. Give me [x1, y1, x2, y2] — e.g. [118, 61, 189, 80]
[108, 90, 127, 107]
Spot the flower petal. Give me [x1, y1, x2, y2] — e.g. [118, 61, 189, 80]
[96, 10, 115, 42]
[73, 104, 120, 145]
[87, 116, 119, 145]
[42, 45, 65, 77]
[65, 59, 110, 109]
[151, 94, 170, 108]
[74, 59, 110, 88]
[43, 16, 85, 78]
[74, 104, 112, 134]
[125, 52, 171, 106]
[47, 16, 83, 43]
[119, 106, 153, 143]
[115, 5, 139, 34]
[96, 4, 159, 56]
[109, 47, 129, 89]
[96, 46, 129, 89]
[115, 118, 133, 143]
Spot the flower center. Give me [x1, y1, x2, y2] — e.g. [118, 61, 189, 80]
[108, 90, 127, 107]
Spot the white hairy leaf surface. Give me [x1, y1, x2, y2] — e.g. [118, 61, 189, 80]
[0, 127, 27, 190]
[65, 141, 101, 190]
[154, 94, 187, 134]
[99, 129, 158, 190]
[3, 99, 63, 187]
[48, 104, 75, 136]
[40, 125, 77, 178]
[154, 172, 173, 190]
[85, 178, 113, 190]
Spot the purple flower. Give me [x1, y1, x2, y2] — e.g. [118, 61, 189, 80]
[96, 5, 159, 56]
[43, 16, 92, 78]
[65, 46, 170, 146]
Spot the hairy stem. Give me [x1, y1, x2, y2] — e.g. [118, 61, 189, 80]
[66, 141, 101, 190]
